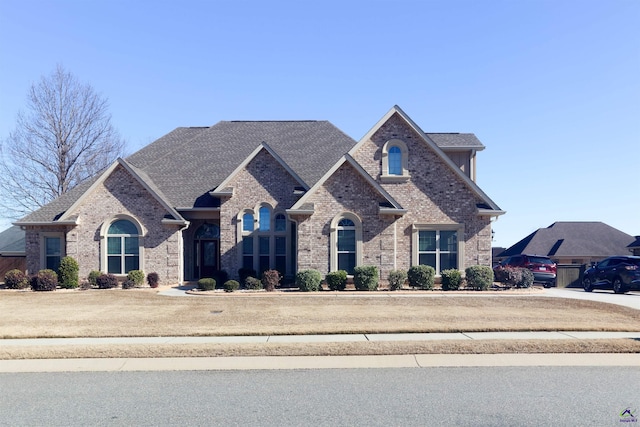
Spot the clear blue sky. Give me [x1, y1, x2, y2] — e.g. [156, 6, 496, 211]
[1, 0, 638, 248]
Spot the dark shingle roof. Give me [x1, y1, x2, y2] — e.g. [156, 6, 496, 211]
[426, 133, 484, 149]
[126, 121, 358, 209]
[0, 225, 26, 254]
[498, 222, 635, 258]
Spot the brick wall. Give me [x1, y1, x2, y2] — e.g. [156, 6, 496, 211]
[220, 149, 301, 279]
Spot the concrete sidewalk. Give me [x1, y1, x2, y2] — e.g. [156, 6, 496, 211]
[1, 331, 640, 372]
[2, 331, 640, 347]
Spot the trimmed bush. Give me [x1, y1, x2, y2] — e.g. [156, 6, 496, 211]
[407, 265, 435, 290]
[31, 269, 58, 291]
[198, 278, 216, 291]
[244, 276, 263, 290]
[58, 256, 79, 289]
[224, 280, 240, 293]
[96, 273, 118, 289]
[127, 270, 145, 286]
[261, 269, 281, 292]
[387, 269, 407, 291]
[87, 270, 101, 288]
[122, 279, 136, 289]
[465, 265, 494, 291]
[4, 269, 29, 289]
[519, 268, 534, 288]
[494, 266, 534, 289]
[325, 270, 347, 291]
[238, 268, 257, 286]
[353, 266, 379, 291]
[441, 269, 462, 291]
[296, 269, 322, 292]
[147, 272, 159, 288]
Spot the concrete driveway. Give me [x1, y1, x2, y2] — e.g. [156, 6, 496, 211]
[542, 287, 640, 310]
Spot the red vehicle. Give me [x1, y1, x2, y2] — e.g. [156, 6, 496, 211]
[494, 254, 557, 287]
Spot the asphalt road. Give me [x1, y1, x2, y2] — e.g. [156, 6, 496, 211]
[1, 367, 638, 426]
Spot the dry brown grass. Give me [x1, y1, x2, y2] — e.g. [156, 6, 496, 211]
[2, 287, 639, 358]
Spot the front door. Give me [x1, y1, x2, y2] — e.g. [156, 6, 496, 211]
[198, 240, 218, 279]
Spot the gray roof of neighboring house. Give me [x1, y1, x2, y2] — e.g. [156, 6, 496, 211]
[497, 222, 635, 259]
[426, 133, 484, 150]
[0, 226, 26, 255]
[628, 236, 640, 249]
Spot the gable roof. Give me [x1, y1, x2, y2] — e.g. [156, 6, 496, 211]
[289, 154, 406, 215]
[426, 133, 485, 150]
[498, 222, 635, 258]
[352, 105, 504, 215]
[627, 236, 640, 250]
[127, 121, 358, 209]
[0, 226, 26, 255]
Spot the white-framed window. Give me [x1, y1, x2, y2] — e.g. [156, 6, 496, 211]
[381, 139, 410, 182]
[100, 216, 144, 275]
[238, 205, 289, 276]
[330, 212, 363, 275]
[412, 224, 464, 274]
[41, 233, 64, 271]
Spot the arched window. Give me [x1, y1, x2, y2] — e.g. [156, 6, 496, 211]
[381, 139, 409, 181]
[105, 219, 141, 275]
[388, 146, 402, 175]
[330, 213, 362, 275]
[238, 206, 289, 276]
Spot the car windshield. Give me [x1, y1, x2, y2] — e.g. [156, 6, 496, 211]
[529, 257, 553, 264]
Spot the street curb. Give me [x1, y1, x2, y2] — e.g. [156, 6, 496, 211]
[1, 353, 639, 373]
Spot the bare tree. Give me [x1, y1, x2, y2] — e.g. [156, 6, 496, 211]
[0, 65, 125, 219]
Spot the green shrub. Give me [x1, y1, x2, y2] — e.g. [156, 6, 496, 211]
[224, 280, 240, 292]
[407, 265, 435, 290]
[387, 269, 407, 291]
[353, 266, 379, 291]
[31, 269, 58, 291]
[244, 276, 263, 290]
[87, 270, 102, 288]
[465, 265, 494, 291]
[261, 269, 281, 292]
[238, 268, 257, 286]
[441, 269, 462, 291]
[198, 278, 216, 291]
[127, 270, 145, 286]
[96, 273, 118, 289]
[4, 269, 29, 289]
[58, 256, 79, 289]
[147, 272, 159, 288]
[296, 269, 322, 292]
[122, 279, 136, 289]
[325, 270, 347, 291]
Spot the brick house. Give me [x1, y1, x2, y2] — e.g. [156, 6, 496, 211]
[15, 105, 504, 285]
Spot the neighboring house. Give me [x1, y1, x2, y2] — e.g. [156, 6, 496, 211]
[15, 105, 504, 285]
[496, 222, 636, 265]
[0, 225, 26, 280]
[628, 237, 640, 256]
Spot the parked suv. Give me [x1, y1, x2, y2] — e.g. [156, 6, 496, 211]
[494, 254, 557, 287]
[582, 256, 640, 294]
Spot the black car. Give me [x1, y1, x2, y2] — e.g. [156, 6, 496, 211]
[582, 256, 640, 294]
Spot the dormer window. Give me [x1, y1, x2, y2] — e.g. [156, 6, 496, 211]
[381, 139, 409, 182]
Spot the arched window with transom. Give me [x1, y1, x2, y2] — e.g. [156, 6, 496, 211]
[238, 206, 289, 277]
[330, 213, 363, 275]
[102, 218, 142, 275]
